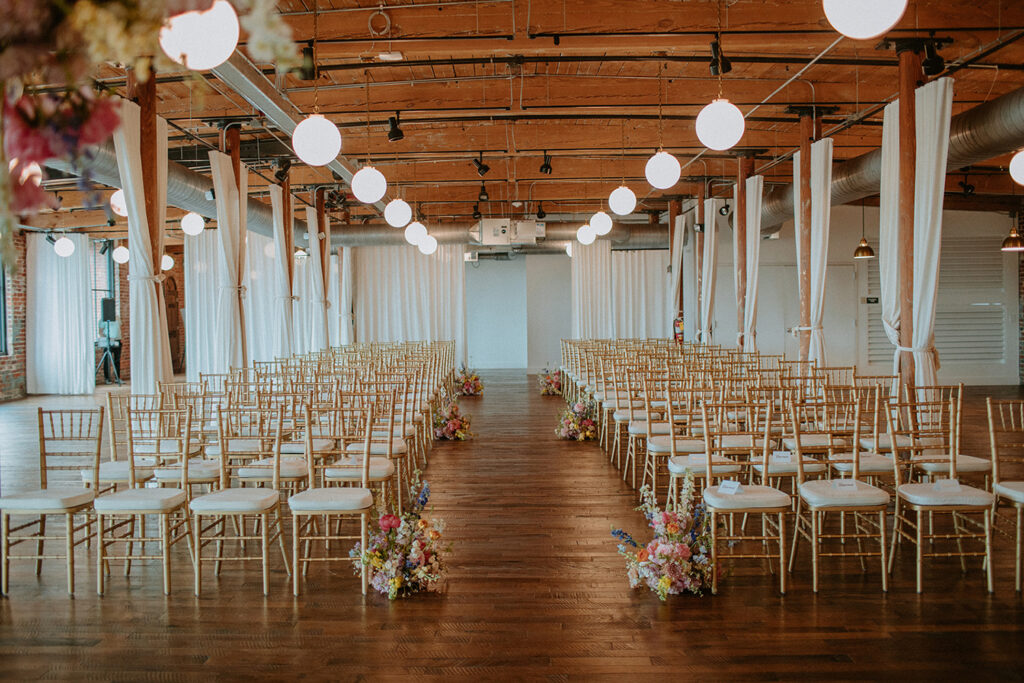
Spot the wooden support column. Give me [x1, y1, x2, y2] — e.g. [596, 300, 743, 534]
[281, 172, 295, 291]
[694, 183, 706, 334]
[898, 49, 922, 393]
[797, 113, 815, 362]
[224, 124, 249, 368]
[668, 199, 683, 316]
[315, 188, 330, 291]
[735, 155, 754, 349]
[126, 73, 161, 277]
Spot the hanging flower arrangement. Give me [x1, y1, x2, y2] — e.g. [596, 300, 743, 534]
[454, 366, 484, 396]
[433, 401, 473, 441]
[556, 400, 598, 441]
[538, 366, 562, 396]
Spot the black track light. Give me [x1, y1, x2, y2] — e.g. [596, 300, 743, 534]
[45, 234, 57, 245]
[539, 152, 553, 175]
[719, 203, 730, 216]
[99, 240, 110, 255]
[478, 183, 489, 202]
[472, 203, 482, 220]
[298, 42, 317, 81]
[473, 152, 490, 177]
[273, 158, 292, 184]
[536, 202, 546, 220]
[709, 38, 732, 76]
[387, 112, 404, 142]
[922, 41, 945, 77]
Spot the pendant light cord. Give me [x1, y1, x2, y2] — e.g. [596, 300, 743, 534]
[620, 119, 626, 185]
[313, 0, 320, 114]
[365, 69, 371, 165]
[716, 0, 724, 99]
[658, 62, 665, 151]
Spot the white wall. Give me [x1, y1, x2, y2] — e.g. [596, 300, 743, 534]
[465, 257, 528, 368]
[527, 254, 572, 372]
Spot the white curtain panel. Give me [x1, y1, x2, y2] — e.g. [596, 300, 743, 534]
[699, 197, 721, 344]
[304, 206, 330, 351]
[611, 249, 671, 339]
[879, 100, 902, 376]
[184, 229, 220, 382]
[732, 185, 742, 347]
[25, 234, 93, 394]
[570, 239, 614, 338]
[742, 175, 764, 353]
[669, 213, 684, 318]
[353, 244, 467, 362]
[911, 77, 954, 387]
[291, 256, 312, 355]
[802, 138, 835, 364]
[112, 98, 172, 394]
[338, 247, 355, 345]
[208, 150, 248, 372]
[328, 252, 340, 345]
[268, 184, 293, 359]
[681, 211, 698, 342]
[244, 231, 277, 363]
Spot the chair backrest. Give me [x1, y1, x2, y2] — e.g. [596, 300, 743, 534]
[126, 407, 193, 489]
[302, 401, 374, 488]
[214, 405, 285, 489]
[986, 398, 1024, 486]
[886, 396, 957, 482]
[106, 392, 162, 462]
[37, 407, 105, 490]
[788, 400, 862, 482]
[700, 399, 773, 482]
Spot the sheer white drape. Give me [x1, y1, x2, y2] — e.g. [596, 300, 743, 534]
[742, 175, 764, 353]
[268, 184, 293, 358]
[244, 231, 276, 363]
[732, 185, 743, 347]
[611, 249, 671, 338]
[793, 139, 835, 363]
[681, 212, 698, 342]
[669, 213, 684, 318]
[571, 239, 613, 338]
[338, 247, 355, 345]
[328, 252, 340, 345]
[208, 150, 248, 371]
[112, 98, 172, 394]
[353, 244, 467, 361]
[291, 256, 312, 355]
[184, 230, 220, 382]
[25, 234, 93, 394]
[699, 197, 721, 344]
[879, 100, 902, 376]
[305, 206, 329, 351]
[911, 77, 954, 387]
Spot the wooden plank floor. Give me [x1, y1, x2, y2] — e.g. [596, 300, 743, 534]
[0, 373, 1023, 680]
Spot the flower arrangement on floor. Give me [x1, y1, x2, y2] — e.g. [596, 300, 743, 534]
[556, 400, 598, 441]
[611, 476, 715, 601]
[433, 401, 473, 440]
[538, 367, 562, 396]
[454, 366, 484, 396]
[350, 474, 448, 600]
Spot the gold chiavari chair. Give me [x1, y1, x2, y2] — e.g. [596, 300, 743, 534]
[987, 398, 1024, 591]
[98, 392, 162, 493]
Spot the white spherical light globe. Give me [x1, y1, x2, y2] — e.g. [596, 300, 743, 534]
[292, 114, 341, 167]
[109, 189, 128, 217]
[417, 234, 438, 255]
[351, 165, 388, 204]
[1010, 150, 1024, 186]
[823, 0, 908, 40]
[181, 211, 205, 236]
[645, 151, 681, 190]
[576, 224, 596, 245]
[54, 236, 75, 258]
[159, 0, 239, 71]
[696, 99, 745, 151]
[404, 221, 427, 246]
[590, 210, 613, 236]
[161, 254, 175, 271]
[384, 198, 412, 228]
[608, 185, 637, 216]
[112, 246, 130, 264]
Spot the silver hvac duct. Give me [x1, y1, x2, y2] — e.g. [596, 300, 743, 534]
[330, 222, 669, 250]
[761, 83, 1024, 230]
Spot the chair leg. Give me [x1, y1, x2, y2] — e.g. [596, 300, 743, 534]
[888, 499, 900, 575]
[96, 513, 105, 596]
[1, 512, 9, 595]
[261, 512, 270, 596]
[778, 512, 787, 595]
[984, 509, 994, 594]
[360, 513, 368, 596]
[710, 510, 719, 595]
[35, 515, 45, 577]
[916, 509, 924, 594]
[161, 514, 172, 595]
[810, 509, 819, 593]
[1016, 506, 1023, 593]
[65, 513, 75, 596]
[276, 506, 291, 576]
[193, 514, 202, 597]
[292, 514, 301, 597]
[788, 498, 802, 574]
[878, 510, 888, 593]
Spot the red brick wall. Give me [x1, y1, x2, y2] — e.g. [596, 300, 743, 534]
[0, 230, 27, 401]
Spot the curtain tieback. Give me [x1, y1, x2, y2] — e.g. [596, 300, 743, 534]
[789, 325, 823, 338]
[892, 345, 942, 371]
[278, 295, 299, 302]
[129, 274, 167, 283]
[221, 284, 247, 299]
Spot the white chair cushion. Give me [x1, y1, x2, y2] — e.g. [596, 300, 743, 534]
[994, 480, 1024, 504]
[782, 434, 845, 450]
[94, 488, 187, 513]
[668, 454, 741, 476]
[280, 438, 335, 455]
[45, 440, 99, 454]
[912, 454, 992, 474]
[646, 436, 705, 454]
[703, 484, 790, 511]
[798, 479, 889, 508]
[612, 406, 647, 421]
[346, 440, 407, 456]
[753, 458, 828, 476]
[897, 482, 994, 507]
[720, 435, 767, 449]
[373, 425, 417, 439]
[237, 456, 307, 479]
[133, 439, 203, 456]
[190, 488, 279, 513]
[858, 434, 914, 451]
[204, 438, 262, 456]
[82, 460, 155, 484]
[325, 457, 396, 480]
[153, 459, 221, 481]
[627, 421, 672, 437]
[288, 486, 373, 512]
[828, 452, 894, 475]
[0, 487, 95, 512]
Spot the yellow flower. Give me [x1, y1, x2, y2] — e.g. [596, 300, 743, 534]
[417, 518, 429, 530]
[657, 575, 672, 592]
[429, 529, 441, 541]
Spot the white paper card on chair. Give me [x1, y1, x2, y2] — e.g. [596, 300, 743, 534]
[719, 479, 741, 495]
[771, 450, 793, 462]
[833, 479, 858, 490]
[933, 478, 960, 492]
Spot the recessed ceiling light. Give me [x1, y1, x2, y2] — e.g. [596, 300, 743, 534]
[378, 51, 404, 62]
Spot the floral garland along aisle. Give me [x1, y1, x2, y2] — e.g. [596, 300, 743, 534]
[454, 366, 484, 396]
[537, 366, 562, 396]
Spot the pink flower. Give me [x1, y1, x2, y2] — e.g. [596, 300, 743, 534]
[78, 97, 120, 147]
[379, 514, 401, 532]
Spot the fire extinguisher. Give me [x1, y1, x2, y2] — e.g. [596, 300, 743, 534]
[673, 316, 684, 342]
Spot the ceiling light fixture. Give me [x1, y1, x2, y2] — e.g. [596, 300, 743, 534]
[404, 221, 427, 246]
[472, 204, 482, 220]
[822, 0, 908, 40]
[418, 234, 438, 255]
[853, 204, 876, 259]
[591, 210, 613, 236]
[536, 202, 546, 220]
[384, 198, 412, 228]
[112, 246, 130, 264]
[387, 112, 404, 142]
[539, 152, 553, 175]
[298, 42, 317, 80]
[478, 183, 489, 202]
[181, 211, 205, 236]
[709, 37, 732, 76]
[576, 224, 596, 245]
[274, 158, 292, 184]
[159, 0, 239, 71]
[351, 70, 388, 203]
[473, 152, 490, 177]
[645, 63, 681, 190]
[719, 203, 731, 216]
[109, 189, 128, 217]
[610, 120, 637, 215]
[292, 2, 342, 167]
[922, 39, 945, 77]
[1003, 212, 1024, 252]
[54, 236, 75, 258]
[696, 3, 745, 151]
[1009, 149, 1024, 185]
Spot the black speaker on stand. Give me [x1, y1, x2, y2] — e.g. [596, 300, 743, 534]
[96, 297, 121, 385]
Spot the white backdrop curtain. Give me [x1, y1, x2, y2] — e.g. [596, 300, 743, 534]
[699, 197, 721, 344]
[112, 98, 172, 394]
[25, 234, 92, 394]
[305, 206, 330, 351]
[353, 244, 467, 362]
[338, 247, 355, 345]
[328, 253, 340, 345]
[184, 229, 220, 382]
[681, 211, 698, 342]
[268, 184, 293, 359]
[209, 150, 248, 371]
[611, 249, 671, 338]
[571, 239, 613, 338]
[742, 175, 764, 353]
[793, 139, 835, 364]
[244, 231, 276, 363]
[879, 100, 902, 379]
[669, 213, 684, 318]
[911, 77, 954, 387]
[291, 256, 312, 355]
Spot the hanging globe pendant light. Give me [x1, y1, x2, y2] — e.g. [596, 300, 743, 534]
[159, 0, 240, 71]
[112, 246, 130, 264]
[404, 221, 427, 246]
[53, 236, 75, 258]
[292, 115, 342, 167]
[576, 224, 596, 245]
[696, 99, 745, 151]
[823, 0, 908, 40]
[384, 198, 412, 228]
[645, 150, 681, 190]
[351, 165, 388, 204]
[1009, 149, 1024, 185]
[180, 211, 205, 236]
[590, 210, 613, 236]
[608, 185, 637, 216]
